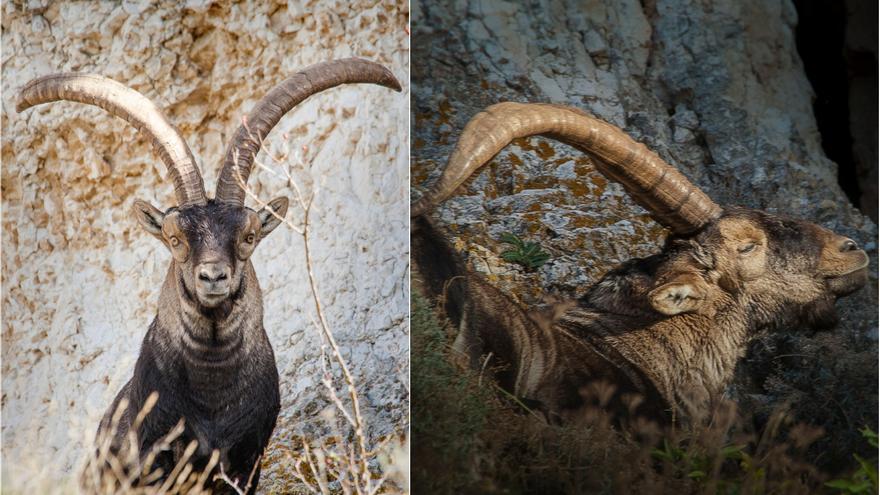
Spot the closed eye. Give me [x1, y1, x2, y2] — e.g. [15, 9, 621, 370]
[738, 243, 757, 254]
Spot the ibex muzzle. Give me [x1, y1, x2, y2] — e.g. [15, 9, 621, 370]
[17, 58, 401, 492]
[414, 102, 868, 425]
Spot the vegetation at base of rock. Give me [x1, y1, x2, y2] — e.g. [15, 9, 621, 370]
[499, 232, 550, 271]
[411, 292, 493, 494]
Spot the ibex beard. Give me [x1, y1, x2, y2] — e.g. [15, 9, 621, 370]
[413, 102, 868, 428]
[17, 58, 401, 493]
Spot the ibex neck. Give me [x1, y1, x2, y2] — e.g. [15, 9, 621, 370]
[154, 262, 267, 401]
[582, 298, 752, 421]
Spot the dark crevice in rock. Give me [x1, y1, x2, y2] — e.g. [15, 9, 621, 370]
[793, 0, 878, 221]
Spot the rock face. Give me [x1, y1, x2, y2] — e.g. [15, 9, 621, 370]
[845, 0, 878, 219]
[1, 0, 408, 491]
[412, 0, 876, 468]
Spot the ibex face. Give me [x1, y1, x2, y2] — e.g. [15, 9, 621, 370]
[132, 198, 288, 310]
[649, 209, 869, 327]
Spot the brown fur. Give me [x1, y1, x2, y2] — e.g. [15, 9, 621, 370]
[414, 206, 868, 426]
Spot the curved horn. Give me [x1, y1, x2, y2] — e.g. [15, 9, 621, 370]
[412, 102, 722, 234]
[16, 73, 207, 207]
[216, 57, 402, 205]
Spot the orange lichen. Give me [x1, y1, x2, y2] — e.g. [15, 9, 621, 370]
[437, 99, 453, 127]
[569, 215, 599, 229]
[411, 158, 435, 187]
[563, 178, 591, 198]
[517, 176, 557, 193]
[512, 137, 557, 160]
[507, 153, 523, 167]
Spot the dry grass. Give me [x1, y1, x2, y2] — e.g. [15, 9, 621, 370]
[79, 393, 250, 494]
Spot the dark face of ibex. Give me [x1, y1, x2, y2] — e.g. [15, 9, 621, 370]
[649, 208, 869, 329]
[133, 198, 288, 309]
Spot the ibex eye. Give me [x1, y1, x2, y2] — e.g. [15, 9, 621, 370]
[169, 236, 180, 247]
[738, 243, 756, 254]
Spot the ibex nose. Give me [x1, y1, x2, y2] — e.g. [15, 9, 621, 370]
[840, 238, 860, 252]
[197, 263, 231, 284]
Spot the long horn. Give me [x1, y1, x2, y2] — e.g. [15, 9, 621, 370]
[16, 73, 207, 207]
[412, 102, 722, 234]
[216, 57, 402, 205]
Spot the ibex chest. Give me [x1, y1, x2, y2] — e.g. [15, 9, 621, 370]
[132, 326, 280, 458]
[136, 319, 280, 422]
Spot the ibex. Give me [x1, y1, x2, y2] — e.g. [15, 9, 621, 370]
[413, 102, 869, 425]
[17, 58, 401, 492]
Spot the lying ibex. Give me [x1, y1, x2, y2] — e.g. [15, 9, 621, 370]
[17, 58, 401, 492]
[413, 102, 869, 425]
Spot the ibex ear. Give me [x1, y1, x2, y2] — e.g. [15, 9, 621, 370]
[649, 273, 709, 316]
[258, 197, 289, 238]
[132, 200, 165, 239]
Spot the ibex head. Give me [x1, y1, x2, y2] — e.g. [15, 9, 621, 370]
[17, 59, 401, 312]
[415, 102, 868, 331]
[647, 208, 868, 330]
[131, 198, 288, 308]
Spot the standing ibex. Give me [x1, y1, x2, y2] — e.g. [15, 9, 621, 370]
[17, 58, 401, 492]
[413, 102, 869, 425]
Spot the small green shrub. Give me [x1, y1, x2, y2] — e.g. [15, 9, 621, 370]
[499, 232, 550, 270]
[825, 427, 879, 494]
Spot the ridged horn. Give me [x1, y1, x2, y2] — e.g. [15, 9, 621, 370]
[16, 73, 207, 207]
[412, 102, 722, 234]
[217, 57, 402, 205]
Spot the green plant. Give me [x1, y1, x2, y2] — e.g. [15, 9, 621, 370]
[499, 232, 550, 271]
[651, 439, 745, 481]
[825, 426, 879, 494]
[411, 292, 493, 493]
[651, 438, 751, 492]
